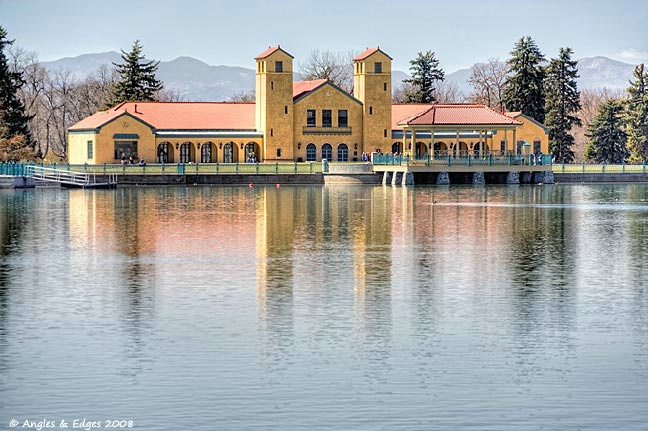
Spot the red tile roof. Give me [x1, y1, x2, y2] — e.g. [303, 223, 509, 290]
[395, 104, 522, 127]
[255, 45, 293, 60]
[293, 79, 327, 99]
[392, 104, 434, 129]
[354, 47, 393, 61]
[69, 102, 256, 131]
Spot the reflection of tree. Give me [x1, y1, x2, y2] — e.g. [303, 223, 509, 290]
[507, 186, 577, 377]
[0, 191, 32, 376]
[624, 195, 648, 372]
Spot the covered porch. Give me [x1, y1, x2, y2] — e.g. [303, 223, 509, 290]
[394, 104, 523, 160]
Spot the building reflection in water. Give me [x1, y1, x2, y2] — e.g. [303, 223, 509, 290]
[256, 186, 296, 374]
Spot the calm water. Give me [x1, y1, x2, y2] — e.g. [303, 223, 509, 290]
[1, 184, 648, 431]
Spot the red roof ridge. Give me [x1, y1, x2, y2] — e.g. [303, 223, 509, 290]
[255, 45, 294, 60]
[354, 47, 393, 61]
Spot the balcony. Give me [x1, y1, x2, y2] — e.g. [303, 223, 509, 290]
[303, 126, 352, 135]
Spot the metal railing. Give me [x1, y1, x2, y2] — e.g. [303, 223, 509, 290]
[23, 165, 117, 187]
[1, 162, 324, 176]
[371, 152, 553, 167]
[556, 162, 648, 174]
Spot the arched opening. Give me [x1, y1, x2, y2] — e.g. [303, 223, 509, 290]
[223, 141, 237, 163]
[458, 141, 469, 157]
[415, 141, 426, 158]
[245, 142, 258, 163]
[179, 142, 193, 163]
[391, 142, 402, 154]
[472, 142, 490, 157]
[322, 143, 332, 161]
[337, 143, 349, 162]
[201, 142, 214, 163]
[434, 141, 447, 158]
[157, 142, 172, 163]
[306, 143, 317, 162]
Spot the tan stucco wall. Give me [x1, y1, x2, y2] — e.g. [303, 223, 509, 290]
[256, 49, 294, 161]
[67, 132, 96, 164]
[353, 51, 392, 154]
[293, 84, 364, 161]
[492, 115, 549, 155]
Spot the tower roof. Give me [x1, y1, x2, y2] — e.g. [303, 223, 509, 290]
[353, 47, 393, 61]
[255, 45, 294, 60]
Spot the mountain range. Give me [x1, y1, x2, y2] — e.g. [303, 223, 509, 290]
[41, 52, 638, 102]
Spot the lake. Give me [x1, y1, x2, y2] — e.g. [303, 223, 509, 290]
[1, 184, 647, 430]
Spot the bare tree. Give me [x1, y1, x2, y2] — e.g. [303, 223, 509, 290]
[298, 49, 356, 93]
[392, 82, 416, 103]
[434, 81, 466, 103]
[393, 81, 465, 103]
[572, 87, 625, 161]
[467, 58, 508, 110]
[228, 90, 255, 102]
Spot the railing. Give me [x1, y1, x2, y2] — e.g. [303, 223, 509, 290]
[371, 152, 553, 167]
[23, 165, 117, 187]
[6, 161, 648, 178]
[556, 162, 648, 174]
[302, 126, 352, 135]
[1, 162, 324, 176]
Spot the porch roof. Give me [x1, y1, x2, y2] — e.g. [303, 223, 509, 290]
[394, 104, 522, 129]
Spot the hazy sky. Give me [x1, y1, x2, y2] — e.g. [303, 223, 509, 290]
[2, 0, 647, 72]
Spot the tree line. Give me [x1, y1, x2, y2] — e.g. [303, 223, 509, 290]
[0, 26, 173, 162]
[1, 25, 646, 164]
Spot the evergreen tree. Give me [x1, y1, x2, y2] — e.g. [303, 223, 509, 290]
[502, 36, 546, 123]
[625, 63, 648, 163]
[109, 40, 163, 106]
[402, 50, 445, 103]
[0, 26, 34, 151]
[584, 99, 628, 163]
[544, 47, 582, 163]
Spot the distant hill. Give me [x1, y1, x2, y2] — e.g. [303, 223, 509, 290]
[41, 52, 638, 102]
[444, 56, 636, 96]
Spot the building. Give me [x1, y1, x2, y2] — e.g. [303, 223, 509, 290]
[67, 46, 549, 165]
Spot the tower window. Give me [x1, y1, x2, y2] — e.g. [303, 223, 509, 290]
[369, 106, 373, 115]
[285, 105, 288, 115]
[374, 62, 382, 73]
[271, 81, 274, 90]
[276, 148, 281, 158]
[275, 61, 283, 72]
[384, 129, 387, 138]
[384, 82, 387, 91]
[270, 128, 273, 137]
[322, 110, 332, 128]
[307, 110, 316, 127]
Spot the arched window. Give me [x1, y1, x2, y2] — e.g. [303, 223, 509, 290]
[337, 143, 348, 162]
[224, 142, 234, 163]
[306, 143, 317, 162]
[392, 142, 401, 153]
[201, 142, 213, 163]
[157, 142, 171, 163]
[322, 143, 332, 161]
[180, 142, 191, 163]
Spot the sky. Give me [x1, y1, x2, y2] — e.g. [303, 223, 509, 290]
[1, 0, 647, 73]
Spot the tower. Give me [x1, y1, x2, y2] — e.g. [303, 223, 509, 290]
[255, 46, 295, 161]
[353, 48, 393, 153]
